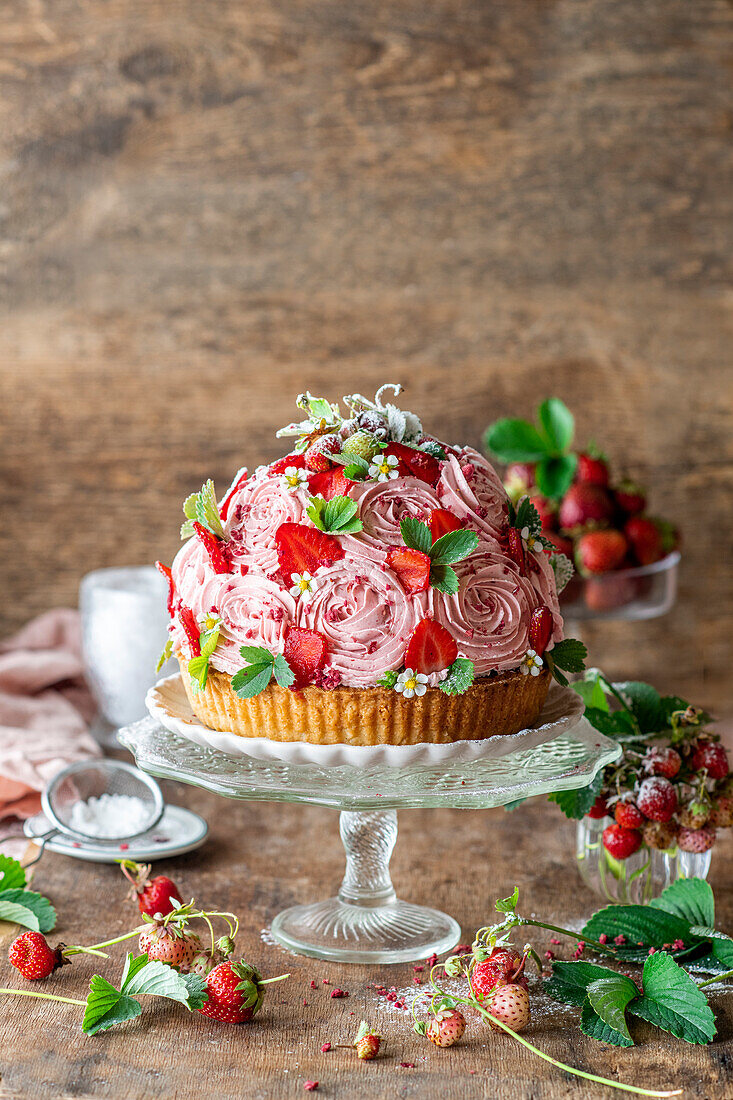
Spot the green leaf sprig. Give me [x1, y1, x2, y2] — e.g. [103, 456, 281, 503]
[306, 494, 363, 535]
[484, 398, 578, 500]
[543, 638, 587, 688]
[377, 657, 476, 697]
[230, 646, 295, 699]
[506, 495, 574, 593]
[82, 954, 207, 1035]
[187, 615, 221, 693]
[400, 518, 479, 595]
[0, 857, 56, 933]
[181, 480, 224, 541]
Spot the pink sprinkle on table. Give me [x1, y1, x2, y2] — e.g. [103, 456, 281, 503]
[304, 1082, 319, 1092]
[321, 1043, 331, 1053]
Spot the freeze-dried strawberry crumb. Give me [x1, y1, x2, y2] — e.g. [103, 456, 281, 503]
[425, 953, 438, 966]
[322, 979, 331, 985]
[550, 938, 561, 945]
[304, 1083, 319, 1092]
[331, 989, 348, 998]
[598, 934, 608, 944]
[321, 1043, 331, 1053]
[614, 934, 626, 945]
[400, 1063, 415, 1069]
[310, 980, 317, 989]
[413, 966, 423, 972]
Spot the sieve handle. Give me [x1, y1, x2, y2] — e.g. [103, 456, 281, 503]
[19, 828, 59, 868]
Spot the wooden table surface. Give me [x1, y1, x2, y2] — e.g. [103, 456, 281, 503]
[1, 786, 732, 1099]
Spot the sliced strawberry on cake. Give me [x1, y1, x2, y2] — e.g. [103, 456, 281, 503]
[404, 618, 458, 675]
[270, 453, 306, 475]
[193, 522, 232, 574]
[429, 508, 463, 542]
[384, 443, 441, 486]
[283, 628, 328, 689]
[275, 522, 345, 577]
[307, 466, 351, 501]
[386, 547, 431, 594]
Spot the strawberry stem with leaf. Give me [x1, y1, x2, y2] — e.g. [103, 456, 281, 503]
[230, 646, 295, 699]
[399, 518, 478, 594]
[484, 398, 578, 501]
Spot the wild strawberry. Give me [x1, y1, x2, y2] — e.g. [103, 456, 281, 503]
[614, 800, 645, 829]
[429, 508, 463, 542]
[575, 530, 627, 575]
[678, 826, 716, 854]
[177, 605, 201, 658]
[678, 800, 710, 830]
[558, 483, 614, 530]
[275, 522, 344, 577]
[470, 949, 528, 999]
[283, 627, 328, 689]
[577, 453, 610, 487]
[641, 819, 678, 851]
[386, 547, 431, 594]
[624, 516, 665, 566]
[307, 466, 351, 500]
[644, 746, 682, 779]
[9, 932, 65, 981]
[587, 794, 609, 820]
[304, 434, 341, 472]
[198, 960, 283, 1024]
[690, 741, 729, 780]
[354, 1021, 381, 1059]
[636, 777, 678, 823]
[614, 479, 646, 515]
[139, 920, 202, 972]
[404, 619, 457, 675]
[529, 495, 557, 533]
[528, 606, 553, 656]
[193, 522, 232, 574]
[270, 453, 306, 475]
[427, 1007, 466, 1047]
[484, 983, 531, 1032]
[506, 528, 527, 574]
[341, 431, 380, 463]
[355, 410, 388, 440]
[504, 462, 536, 497]
[121, 861, 181, 918]
[155, 561, 176, 615]
[383, 443, 441, 486]
[709, 794, 733, 829]
[602, 824, 642, 860]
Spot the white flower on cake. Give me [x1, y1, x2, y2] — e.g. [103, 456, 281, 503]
[520, 649, 544, 677]
[394, 668, 429, 699]
[290, 571, 319, 602]
[520, 525, 540, 554]
[369, 453, 400, 482]
[281, 466, 309, 492]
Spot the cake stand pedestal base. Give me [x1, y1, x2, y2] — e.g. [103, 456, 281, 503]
[270, 810, 460, 964]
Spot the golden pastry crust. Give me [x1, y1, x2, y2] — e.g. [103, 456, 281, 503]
[176, 654, 551, 747]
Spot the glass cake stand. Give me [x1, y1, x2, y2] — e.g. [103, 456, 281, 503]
[118, 716, 619, 964]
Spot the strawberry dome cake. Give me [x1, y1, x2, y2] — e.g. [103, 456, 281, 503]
[156, 386, 584, 746]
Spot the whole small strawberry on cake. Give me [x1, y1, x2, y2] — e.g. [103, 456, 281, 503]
[156, 385, 586, 746]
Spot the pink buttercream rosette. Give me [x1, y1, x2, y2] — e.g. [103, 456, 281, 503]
[225, 471, 307, 575]
[343, 477, 442, 560]
[295, 559, 426, 688]
[437, 447, 508, 539]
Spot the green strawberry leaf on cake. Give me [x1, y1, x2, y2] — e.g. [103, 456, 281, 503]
[544, 638, 587, 687]
[180, 480, 224, 541]
[186, 615, 221, 693]
[231, 646, 295, 699]
[437, 658, 475, 696]
[306, 495, 363, 535]
[399, 519, 478, 595]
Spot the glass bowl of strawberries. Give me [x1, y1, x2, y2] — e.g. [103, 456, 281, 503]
[484, 398, 680, 622]
[551, 673, 731, 904]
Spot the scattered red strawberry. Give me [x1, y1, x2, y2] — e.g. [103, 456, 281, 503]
[506, 528, 527, 574]
[404, 619, 457, 674]
[624, 516, 665, 566]
[483, 982, 531, 1032]
[548, 533, 574, 559]
[644, 746, 682, 779]
[641, 819, 679, 850]
[636, 777, 678, 823]
[275, 522, 344, 577]
[304, 434, 341, 472]
[155, 561, 176, 615]
[120, 860, 181, 918]
[528, 605, 553, 656]
[384, 443, 441, 486]
[529, 495, 557, 533]
[427, 1007, 466, 1047]
[470, 949, 528, 999]
[614, 479, 646, 515]
[198, 960, 284, 1024]
[354, 1021, 381, 1059]
[283, 628, 328, 689]
[307, 466, 351, 500]
[558, 483, 614, 530]
[177, 605, 201, 658]
[386, 547, 431, 594]
[193, 522, 232, 574]
[575, 530, 627, 575]
[139, 920, 202, 972]
[429, 508, 463, 541]
[678, 825, 716, 854]
[602, 824, 642, 860]
[690, 741, 729, 780]
[614, 800, 645, 829]
[577, 452, 610, 487]
[587, 794, 609, 820]
[270, 453, 306, 475]
[8, 932, 65, 981]
[219, 469, 249, 520]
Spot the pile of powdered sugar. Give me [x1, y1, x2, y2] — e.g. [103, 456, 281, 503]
[69, 793, 151, 838]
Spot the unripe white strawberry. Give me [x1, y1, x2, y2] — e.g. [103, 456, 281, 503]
[484, 982, 530, 1032]
[341, 430, 380, 462]
[427, 1007, 466, 1047]
[139, 922, 202, 972]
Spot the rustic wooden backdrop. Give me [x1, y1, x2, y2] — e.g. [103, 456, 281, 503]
[1, 0, 731, 709]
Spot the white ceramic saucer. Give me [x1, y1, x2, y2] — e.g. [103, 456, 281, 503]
[23, 804, 208, 864]
[146, 674, 585, 768]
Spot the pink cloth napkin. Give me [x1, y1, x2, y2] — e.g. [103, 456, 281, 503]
[0, 610, 100, 840]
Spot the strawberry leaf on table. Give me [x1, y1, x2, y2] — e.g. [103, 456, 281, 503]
[180, 972, 209, 1011]
[580, 998, 634, 1047]
[615, 681, 664, 734]
[572, 676, 609, 712]
[583, 707, 637, 738]
[437, 658, 475, 697]
[231, 646, 295, 699]
[0, 890, 56, 933]
[581, 904, 702, 961]
[0, 855, 26, 892]
[649, 878, 715, 929]
[306, 495, 363, 535]
[180, 480, 224, 541]
[82, 955, 206, 1035]
[82, 975, 142, 1035]
[627, 952, 716, 1044]
[544, 961, 617, 1007]
[547, 770, 604, 820]
[585, 974, 639, 1043]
